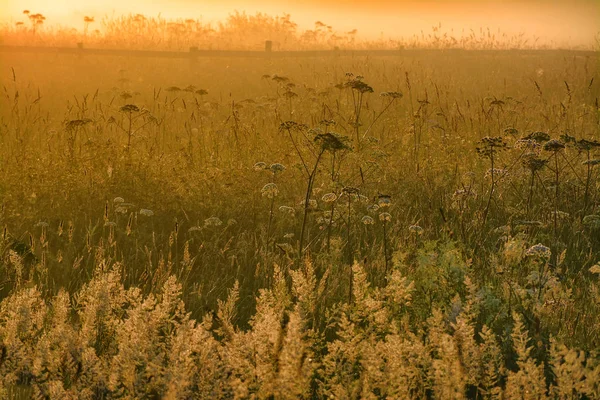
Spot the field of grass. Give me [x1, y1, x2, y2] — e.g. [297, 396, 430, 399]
[0, 19, 599, 398]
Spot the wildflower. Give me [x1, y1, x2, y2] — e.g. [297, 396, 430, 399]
[515, 139, 540, 150]
[119, 104, 140, 113]
[139, 209, 154, 217]
[315, 132, 352, 152]
[253, 162, 267, 171]
[104, 221, 117, 227]
[261, 183, 279, 198]
[361, 216, 375, 225]
[279, 206, 295, 216]
[582, 159, 600, 166]
[409, 225, 424, 235]
[377, 194, 392, 208]
[322, 193, 337, 203]
[283, 233, 295, 239]
[379, 212, 392, 222]
[524, 131, 551, 143]
[188, 226, 201, 232]
[485, 168, 508, 178]
[522, 153, 547, 171]
[476, 136, 508, 158]
[35, 221, 49, 228]
[590, 264, 600, 274]
[576, 139, 600, 151]
[204, 217, 222, 227]
[525, 243, 551, 258]
[543, 139, 565, 152]
[227, 219, 237, 226]
[367, 204, 380, 212]
[113, 197, 125, 204]
[270, 163, 286, 174]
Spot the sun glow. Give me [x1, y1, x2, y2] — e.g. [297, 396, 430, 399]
[1, 0, 599, 45]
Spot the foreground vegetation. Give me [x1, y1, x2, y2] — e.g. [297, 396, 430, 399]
[0, 30, 599, 398]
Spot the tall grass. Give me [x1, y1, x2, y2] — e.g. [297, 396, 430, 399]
[0, 16, 599, 398]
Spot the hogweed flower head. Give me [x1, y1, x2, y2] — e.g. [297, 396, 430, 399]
[524, 131, 551, 143]
[525, 243, 551, 258]
[315, 132, 352, 152]
[379, 212, 392, 222]
[409, 225, 424, 235]
[377, 194, 392, 208]
[582, 159, 600, 166]
[476, 136, 508, 158]
[322, 193, 337, 203]
[139, 209, 154, 217]
[279, 206, 295, 216]
[361, 215, 375, 225]
[485, 168, 508, 179]
[367, 204, 380, 212]
[253, 162, 267, 171]
[543, 139, 565, 152]
[270, 163, 286, 174]
[261, 183, 279, 198]
[204, 217, 223, 227]
[522, 153, 547, 172]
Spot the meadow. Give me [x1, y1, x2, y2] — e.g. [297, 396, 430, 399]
[0, 13, 600, 399]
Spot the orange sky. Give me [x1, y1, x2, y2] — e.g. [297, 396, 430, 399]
[2, 0, 599, 45]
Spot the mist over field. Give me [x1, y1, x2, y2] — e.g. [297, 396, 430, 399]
[1, 0, 599, 46]
[0, 1, 600, 399]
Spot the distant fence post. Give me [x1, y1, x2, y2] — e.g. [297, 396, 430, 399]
[76, 42, 84, 58]
[189, 46, 198, 68]
[265, 41, 272, 53]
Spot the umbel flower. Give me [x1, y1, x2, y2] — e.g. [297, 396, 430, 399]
[361, 215, 375, 225]
[279, 206, 295, 216]
[314, 132, 351, 152]
[525, 243, 551, 258]
[261, 183, 279, 198]
[409, 225, 424, 235]
[204, 217, 223, 227]
[253, 162, 267, 171]
[476, 136, 508, 158]
[322, 193, 337, 203]
[119, 104, 140, 113]
[377, 194, 392, 208]
[524, 131, 551, 143]
[269, 163, 286, 174]
[379, 212, 392, 222]
[543, 139, 566, 152]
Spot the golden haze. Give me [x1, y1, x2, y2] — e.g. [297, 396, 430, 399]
[1, 0, 599, 46]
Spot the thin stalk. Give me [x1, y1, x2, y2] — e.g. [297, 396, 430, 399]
[383, 221, 389, 277]
[298, 149, 325, 260]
